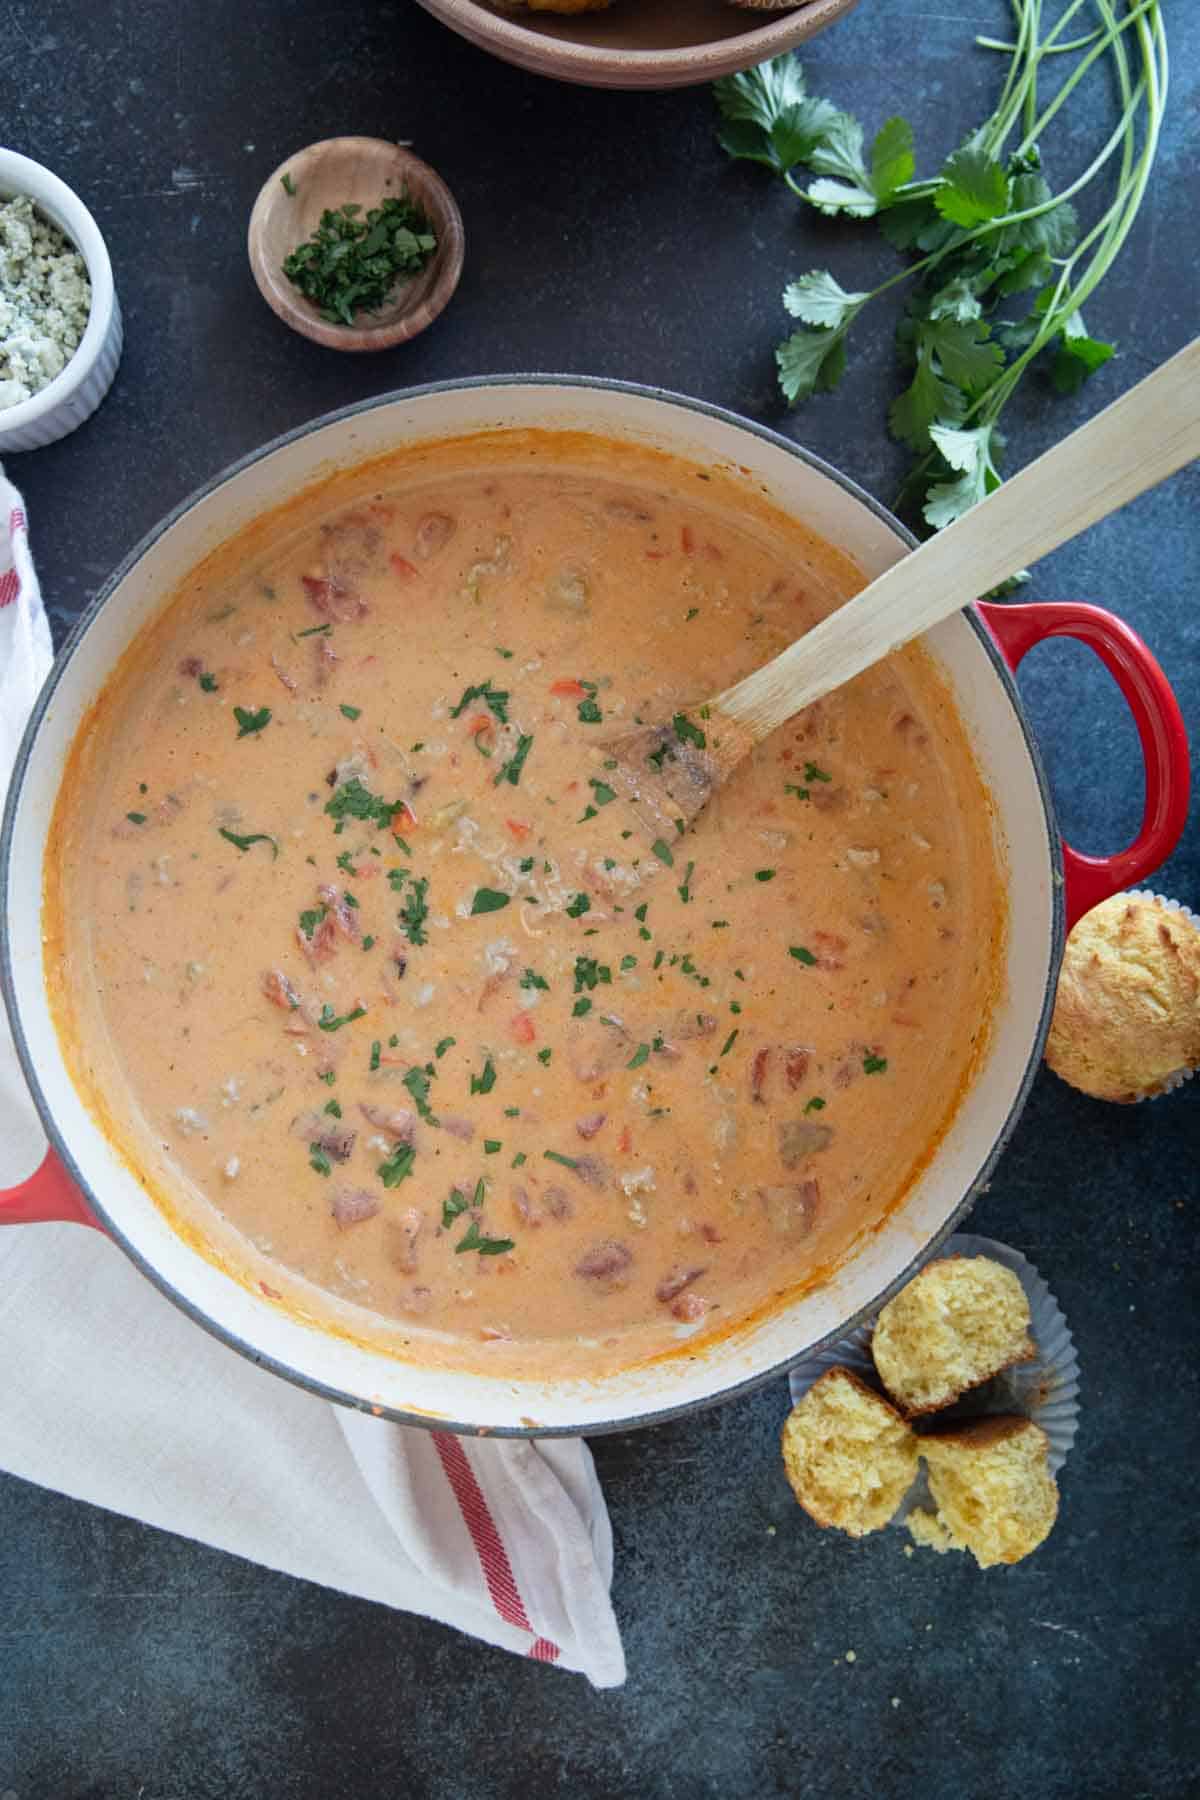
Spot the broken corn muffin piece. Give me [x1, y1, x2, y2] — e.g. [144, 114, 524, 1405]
[872, 1255, 1035, 1418]
[914, 1416, 1059, 1568]
[781, 1367, 918, 1537]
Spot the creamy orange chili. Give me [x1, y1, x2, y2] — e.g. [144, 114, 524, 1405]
[47, 431, 1003, 1378]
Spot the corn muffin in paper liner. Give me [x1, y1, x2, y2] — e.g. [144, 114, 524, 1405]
[1125, 894, 1199, 1099]
[787, 1233, 1080, 1526]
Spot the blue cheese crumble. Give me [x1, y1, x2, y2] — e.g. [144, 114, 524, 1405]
[0, 194, 92, 410]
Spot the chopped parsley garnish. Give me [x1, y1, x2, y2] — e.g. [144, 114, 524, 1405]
[361, 934, 375, 951]
[589, 779, 616, 807]
[318, 1070, 336, 1086]
[653, 949, 664, 969]
[282, 195, 437, 327]
[495, 733, 533, 788]
[519, 856, 535, 874]
[324, 1098, 342, 1118]
[198, 671, 218, 693]
[785, 783, 811, 801]
[435, 1036, 456, 1058]
[369, 1039, 381, 1072]
[804, 762, 832, 783]
[863, 1054, 889, 1075]
[233, 705, 271, 739]
[651, 839, 674, 867]
[280, 171, 296, 196]
[126, 812, 147, 826]
[339, 703, 362, 721]
[685, 607, 700, 621]
[573, 998, 593, 1017]
[299, 904, 327, 939]
[647, 743, 674, 771]
[565, 892, 591, 919]
[536, 1048, 552, 1066]
[456, 1221, 514, 1257]
[219, 826, 278, 858]
[673, 713, 707, 750]
[470, 1057, 497, 1096]
[450, 680, 509, 724]
[336, 849, 357, 875]
[378, 1143, 417, 1187]
[471, 887, 510, 915]
[521, 969, 549, 991]
[325, 777, 402, 832]
[720, 1029, 739, 1057]
[627, 1043, 650, 1070]
[678, 860, 695, 903]
[755, 869, 776, 883]
[512, 1151, 527, 1168]
[387, 867, 409, 892]
[495, 645, 514, 659]
[317, 1003, 367, 1032]
[543, 1150, 579, 1170]
[712, 920, 729, 929]
[442, 1188, 469, 1228]
[804, 1096, 827, 1114]
[573, 956, 612, 994]
[504, 1106, 520, 1118]
[620, 954, 637, 972]
[295, 623, 331, 638]
[634, 904, 648, 922]
[309, 1146, 332, 1177]
[483, 1139, 502, 1155]
[789, 945, 817, 966]
[577, 682, 603, 725]
[343, 890, 359, 908]
[398, 875, 429, 945]
[403, 1066, 439, 1123]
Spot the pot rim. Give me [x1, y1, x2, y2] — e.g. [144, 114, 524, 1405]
[0, 374, 1065, 1437]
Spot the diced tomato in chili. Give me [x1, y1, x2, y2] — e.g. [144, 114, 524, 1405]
[390, 552, 418, 579]
[681, 525, 695, 555]
[506, 818, 532, 840]
[550, 679, 588, 699]
[510, 1012, 537, 1045]
[618, 1126, 632, 1155]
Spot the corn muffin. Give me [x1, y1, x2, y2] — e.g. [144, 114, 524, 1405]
[872, 1256, 1036, 1418]
[781, 1366, 919, 1537]
[912, 1416, 1059, 1568]
[1046, 891, 1200, 1102]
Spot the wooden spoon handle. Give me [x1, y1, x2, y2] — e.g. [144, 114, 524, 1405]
[717, 338, 1200, 742]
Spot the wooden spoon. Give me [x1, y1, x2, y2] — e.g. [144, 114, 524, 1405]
[608, 339, 1200, 837]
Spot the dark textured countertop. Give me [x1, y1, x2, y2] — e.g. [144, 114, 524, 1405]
[2, 4, 1197, 1795]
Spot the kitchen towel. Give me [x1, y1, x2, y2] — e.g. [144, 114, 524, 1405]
[0, 471, 626, 1689]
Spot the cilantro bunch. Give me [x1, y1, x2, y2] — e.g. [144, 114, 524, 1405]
[714, 1, 1167, 532]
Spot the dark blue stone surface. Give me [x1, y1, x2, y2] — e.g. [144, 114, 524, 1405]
[1, 3, 1196, 1794]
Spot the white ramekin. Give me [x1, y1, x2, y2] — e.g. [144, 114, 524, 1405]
[0, 147, 123, 454]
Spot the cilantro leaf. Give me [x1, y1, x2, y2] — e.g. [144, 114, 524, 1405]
[450, 680, 509, 724]
[782, 270, 867, 330]
[935, 143, 1010, 228]
[920, 317, 1004, 394]
[888, 346, 966, 454]
[218, 826, 279, 858]
[1051, 314, 1115, 395]
[471, 887, 510, 915]
[870, 116, 916, 202]
[777, 325, 849, 404]
[923, 423, 1003, 529]
[398, 875, 429, 945]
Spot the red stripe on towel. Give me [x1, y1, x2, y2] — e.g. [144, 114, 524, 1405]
[0, 567, 18, 608]
[432, 1430, 561, 1664]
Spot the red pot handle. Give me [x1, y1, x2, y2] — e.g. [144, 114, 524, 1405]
[0, 1146, 102, 1230]
[977, 600, 1191, 931]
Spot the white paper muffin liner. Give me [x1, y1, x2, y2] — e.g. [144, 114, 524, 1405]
[1122, 893, 1199, 1100]
[787, 1234, 1080, 1526]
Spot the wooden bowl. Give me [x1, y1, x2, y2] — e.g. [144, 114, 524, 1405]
[247, 139, 465, 352]
[414, 0, 863, 90]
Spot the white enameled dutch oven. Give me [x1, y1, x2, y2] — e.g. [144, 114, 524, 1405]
[0, 379, 1189, 1435]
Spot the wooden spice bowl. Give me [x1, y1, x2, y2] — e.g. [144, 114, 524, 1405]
[247, 138, 465, 352]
